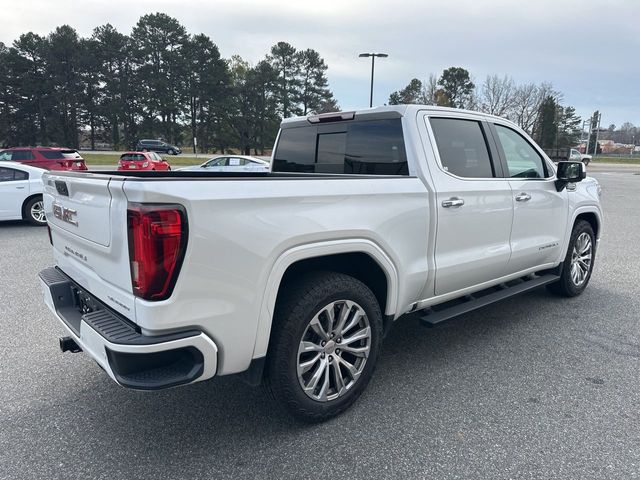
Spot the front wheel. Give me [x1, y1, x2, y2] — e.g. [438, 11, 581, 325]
[24, 196, 47, 226]
[548, 220, 595, 296]
[265, 272, 383, 422]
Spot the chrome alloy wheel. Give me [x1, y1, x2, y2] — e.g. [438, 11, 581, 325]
[31, 200, 46, 223]
[570, 232, 592, 286]
[297, 300, 371, 402]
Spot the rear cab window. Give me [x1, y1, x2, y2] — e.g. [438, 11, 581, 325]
[273, 117, 409, 175]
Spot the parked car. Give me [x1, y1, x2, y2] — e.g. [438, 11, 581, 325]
[177, 155, 269, 172]
[0, 147, 88, 171]
[39, 105, 603, 422]
[0, 161, 47, 225]
[117, 151, 171, 171]
[135, 139, 181, 155]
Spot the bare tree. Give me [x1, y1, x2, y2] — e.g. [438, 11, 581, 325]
[423, 73, 439, 105]
[508, 82, 559, 134]
[480, 75, 515, 116]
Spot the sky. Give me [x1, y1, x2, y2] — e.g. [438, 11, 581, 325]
[1, 0, 638, 127]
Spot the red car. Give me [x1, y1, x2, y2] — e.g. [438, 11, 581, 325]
[0, 147, 88, 171]
[117, 151, 171, 171]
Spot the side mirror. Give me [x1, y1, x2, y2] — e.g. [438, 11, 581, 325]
[555, 161, 586, 192]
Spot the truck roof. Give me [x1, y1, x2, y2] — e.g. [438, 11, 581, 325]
[281, 104, 515, 129]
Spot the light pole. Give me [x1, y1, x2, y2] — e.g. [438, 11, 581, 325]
[359, 53, 388, 107]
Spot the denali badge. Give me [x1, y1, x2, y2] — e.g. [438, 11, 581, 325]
[52, 203, 78, 226]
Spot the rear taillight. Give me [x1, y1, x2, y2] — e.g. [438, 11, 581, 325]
[127, 204, 188, 301]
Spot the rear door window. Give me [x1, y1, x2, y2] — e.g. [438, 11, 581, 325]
[0, 167, 28, 181]
[273, 118, 408, 175]
[429, 118, 496, 178]
[11, 150, 35, 161]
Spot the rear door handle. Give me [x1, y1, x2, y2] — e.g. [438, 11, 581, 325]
[515, 193, 531, 202]
[442, 197, 464, 208]
[15, 186, 25, 189]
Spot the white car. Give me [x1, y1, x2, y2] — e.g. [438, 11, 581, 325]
[0, 161, 46, 226]
[177, 155, 270, 172]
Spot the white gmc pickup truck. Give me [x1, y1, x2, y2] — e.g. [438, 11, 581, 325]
[40, 105, 603, 421]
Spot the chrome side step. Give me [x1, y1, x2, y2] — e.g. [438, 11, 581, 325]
[420, 274, 560, 327]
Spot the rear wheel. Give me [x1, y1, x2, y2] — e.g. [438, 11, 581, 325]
[548, 220, 595, 296]
[24, 196, 46, 226]
[265, 272, 383, 422]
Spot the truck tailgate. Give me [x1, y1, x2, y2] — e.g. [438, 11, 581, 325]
[42, 172, 136, 321]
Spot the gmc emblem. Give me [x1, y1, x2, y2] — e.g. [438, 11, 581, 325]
[52, 203, 78, 226]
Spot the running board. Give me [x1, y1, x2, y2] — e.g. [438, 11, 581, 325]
[420, 274, 560, 327]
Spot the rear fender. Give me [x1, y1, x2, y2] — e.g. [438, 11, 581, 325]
[252, 239, 399, 359]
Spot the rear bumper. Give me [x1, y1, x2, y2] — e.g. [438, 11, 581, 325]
[39, 267, 218, 390]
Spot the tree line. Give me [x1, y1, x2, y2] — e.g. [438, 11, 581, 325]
[0, 13, 337, 153]
[389, 68, 583, 149]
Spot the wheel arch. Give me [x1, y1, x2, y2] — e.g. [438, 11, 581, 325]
[559, 207, 602, 261]
[21, 193, 43, 220]
[575, 211, 600, 239]
[252, 240, 399, 360]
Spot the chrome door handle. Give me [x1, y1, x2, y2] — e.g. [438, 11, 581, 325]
[515, 193, 531, 202]
[15, 186, 25, 189]
[442, 197, 464, 208]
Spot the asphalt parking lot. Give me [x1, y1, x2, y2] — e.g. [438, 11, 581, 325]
[1, 164, 638, 480]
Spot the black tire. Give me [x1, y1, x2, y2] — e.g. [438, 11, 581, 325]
[23, 196, 47, 226]
[547, 220, 595, 297]
[265, 271, 383, 422]
[583, 158, 590, 166]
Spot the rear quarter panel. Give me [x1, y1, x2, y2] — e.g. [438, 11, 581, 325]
[123, 176, 430, 374]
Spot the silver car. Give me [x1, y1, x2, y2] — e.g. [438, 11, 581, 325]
[177, 155, 270, 172]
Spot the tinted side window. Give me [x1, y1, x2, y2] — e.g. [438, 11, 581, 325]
[495, 125, 547, 179]
[430, 118, 495, 178]
[346, 120, 408, 175]
[273, 127, 317, 172]
[0, 167, 14, 181]
[273, 119, 408, 175]
[0, 167, 27, 181]
[40, 150, 65, 159]
[12, 150, 35, 161]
